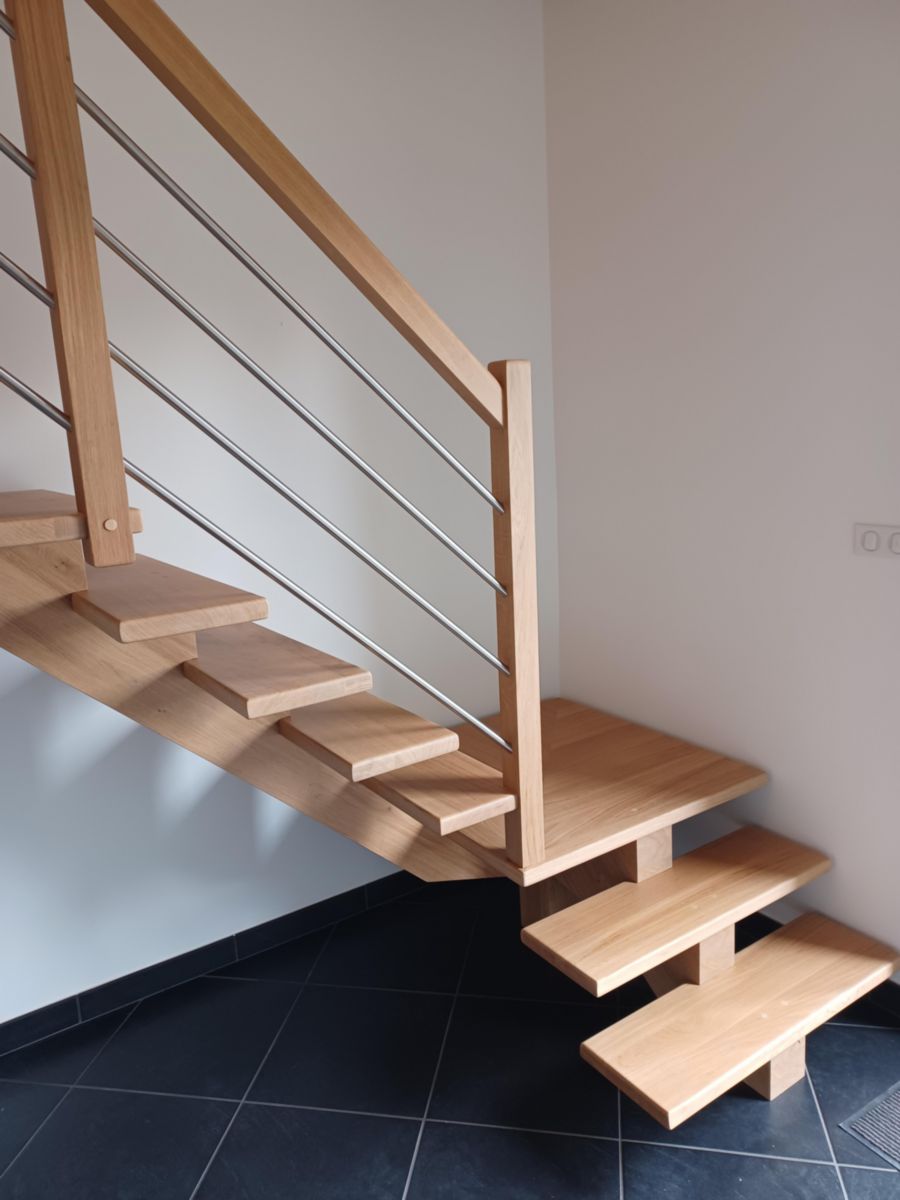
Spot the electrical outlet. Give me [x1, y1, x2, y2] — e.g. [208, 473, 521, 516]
[854, 523, 900, 558]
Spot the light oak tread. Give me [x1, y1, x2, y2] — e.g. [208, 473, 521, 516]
[522, 826, 831, 996]
[581, 913, 899, 1129]
[183, 624, 372, 719]
[0, 490, 142, 548]
[453, 699, 768, 884]
[279, 692, 459, 782]
[364, 751, 516, 835]
[71, 554, 268, 642]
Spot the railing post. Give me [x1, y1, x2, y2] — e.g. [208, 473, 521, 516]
[489, 360, 545, 868]
[9, 0, 134, 566]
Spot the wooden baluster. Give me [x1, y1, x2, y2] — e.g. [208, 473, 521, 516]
[489, 360, 544, 868]
[9, 0, 134, 566]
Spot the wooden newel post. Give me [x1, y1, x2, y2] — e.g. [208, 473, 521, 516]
[489, 360, 545, 868]
[9, 0, 134, 566]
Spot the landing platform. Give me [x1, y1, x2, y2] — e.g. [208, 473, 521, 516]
[454, 699, 768, 885]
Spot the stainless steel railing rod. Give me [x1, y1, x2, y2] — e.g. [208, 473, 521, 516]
[93, 220, 505, 593]
[111, 345, 507, 673]
[0, 361, 511, 749]
[74, 90, 502, 513]
[0, 245, 504, 668]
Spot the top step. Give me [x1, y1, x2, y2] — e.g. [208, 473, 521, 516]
[581, 913, 899, 1129]
[0, 490, 142, 548]
[454, 699, 768, 885]
[183, 623, 372, 719]
[71, 555, 268, 642]
[522, 825, 831, 996]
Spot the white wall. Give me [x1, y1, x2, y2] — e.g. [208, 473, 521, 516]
[545, 0, 900, 949]
[0, 0, 558, 1021]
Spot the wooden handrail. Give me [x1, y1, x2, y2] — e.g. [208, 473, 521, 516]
[489, 360, 545, 867]
[9, 0, 134, 565]
[83, 0, 504, 428]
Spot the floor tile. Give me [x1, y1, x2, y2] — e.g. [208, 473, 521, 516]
[0, 1081, 65, 1174]
[408, 1121, 620, 1199]
[211, 927, 331, 984]
[249, 985, 451, 1116]
[0, 1088, 234, 1200]
[429, 996, 619, 1137]
[807, 1023, 900, 1168]
[0, 1000, 79, 1057]
[735, 912, 780, 951]
[0, 1013, 127, 1086]
[623, 1142, 844, 1199]
[621, 1075, 831, 1162]
[464, 904, 611, 1006]
[833, 995, 900, 1030]
[79, 938, 235, 1021]
[309, 900, 475, 992]
[841, 1165, 900, 1198]
[235, 888, 365, 959]
[81, 976, 298, 1099]
[196, 1104, 417, 1199]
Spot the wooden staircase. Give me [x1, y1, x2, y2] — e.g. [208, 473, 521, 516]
[1, 0, 896, 1141]
[1, 488, 895, 1132]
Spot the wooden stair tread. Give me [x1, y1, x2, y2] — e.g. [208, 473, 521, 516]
[0, 490, 142, 548]
[581, 913, 899, 1129]
[279, 692, 459, 782]
[522, 826, 831, 996]
[71, 554, 268, 642]
[453, 698, 768, 884]
[364, 751, 516, 835]
[183, 624, 372, 718]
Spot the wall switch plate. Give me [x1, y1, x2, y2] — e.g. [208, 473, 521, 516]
[854, 523, 900, 558]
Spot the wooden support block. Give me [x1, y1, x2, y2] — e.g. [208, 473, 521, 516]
[745, 1038, 806, 1101]
[645, 925, 736, 996]
[519, 828, 673, 926]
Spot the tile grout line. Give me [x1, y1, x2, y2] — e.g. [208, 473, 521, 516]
[617, 1089, 624, 1198]
[399, 911, 481, 1200]
[185, 922, 339, 1200]
[805, 1067, 850, 1200]
[0, 1003, 137, 1183]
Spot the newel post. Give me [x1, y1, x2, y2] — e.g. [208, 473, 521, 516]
[9, 0, 134, 565]
[489, 360, 545, 868]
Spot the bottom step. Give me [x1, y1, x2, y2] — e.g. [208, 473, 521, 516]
[581, 913, 898, 1129]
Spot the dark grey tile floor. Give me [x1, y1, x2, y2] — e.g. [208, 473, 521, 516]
[0, 879, 898, 1198]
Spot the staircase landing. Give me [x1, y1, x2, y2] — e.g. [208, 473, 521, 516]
[455, 699, 768, 884]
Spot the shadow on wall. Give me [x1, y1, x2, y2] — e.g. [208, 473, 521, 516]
[0, 664, 388, 1022]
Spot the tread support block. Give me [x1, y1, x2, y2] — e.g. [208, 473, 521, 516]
[519, 827, 673, 925]
[646, 925, 736, 996]
[745, 1037, 807, 1101]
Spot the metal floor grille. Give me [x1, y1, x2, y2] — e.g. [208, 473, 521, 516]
[842, 1081, 900, 1171]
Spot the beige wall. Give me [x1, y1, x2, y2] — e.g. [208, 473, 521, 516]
[0, 0, 558, 1020]
[545, 0, 900, 949]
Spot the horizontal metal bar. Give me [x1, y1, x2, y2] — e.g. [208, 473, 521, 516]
[111, 344, 507, 674]
[0, 358, 511, 748]
[75, 89, 502, 513]
[0, 248, 51, 305]
[0, 131, 34, 176]
[94, 220, 506, 594]
[0, 246, 507, 673]
[0, 362, 69, 429]
[0, 128, 504, 592]
[124, 465, 511, 748]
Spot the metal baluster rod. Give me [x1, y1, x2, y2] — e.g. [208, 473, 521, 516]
[94, 220, 505, 594]
[0, 361, 511, 750]
[0, 120, 504, 592]
[0, 245, 505, 669]
[75, 90, 502, 513]
[111, 345, 506, 674]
